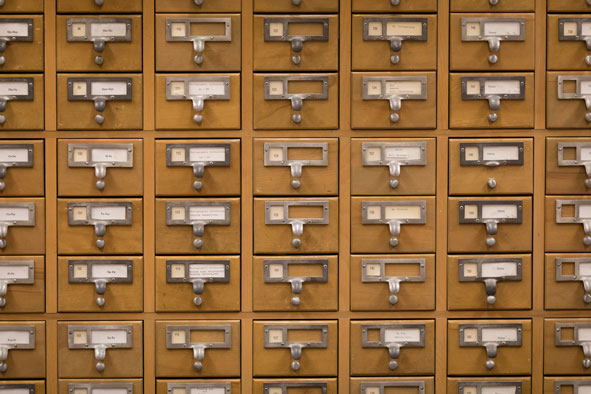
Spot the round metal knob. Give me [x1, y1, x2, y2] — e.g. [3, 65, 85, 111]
[586, 55, 591, 66]
[388, 295, 399, 305]
[488, 113, 498, 123]
[292, 0, 302, 5]
[389, 360, 398, 370]
[291, 179, 301, 189]
[585, 178, 591, 188]
[194, 361, 203, 371]
[95, 56, 104, 66]
[584, 293, 591, 304]
[389, 237, 399, 247]
[489, 0, 499, 5]
[96, 180, 105, 190]
[584, 236, 591, 246]
[390, 113, 400, 123]
[584, 358, 591, 369]
[95, 0, 105, 6]
[486, 360, 495, 370]
[488, 54, 498, 64]
[0, 115, 6, 125]
[292, 113, 302, 124]
[96, 239, 105, 249]
[193, 296, 203, 306]
[487, 295, 496, 305]
[292, 238, 302, 248]
[291, 296, 301, 306]
[96, 362, 105, 372]
[194, 55, 204, 65]
[95, 114, 105, 125]
[193, 238, 203, 249]
[193, 180, 203, 190]
[389, 179, 399, 189]
[292, 55, 301, 65]
[291, 361, 301, 371]
[0, 56, 6, 66]
[0, 239, 6, 249]
[585, 112, 591, 123]
[96, 296, 105, 307]
[193, 114, 203, 124]
[390, 55, 400, 64]
[487, 178, 497, 189]
[0, 363, 6, 372]
[486, 237, 496, 247]
[0, 181, 5, 191]
[0, 297, 5, 308]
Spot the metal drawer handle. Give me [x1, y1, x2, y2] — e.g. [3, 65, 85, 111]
[361, 324, 426, 371]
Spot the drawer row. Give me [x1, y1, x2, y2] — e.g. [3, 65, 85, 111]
[4, 253, 591, 313]
[1, 319, 590, 378]
[5, 138, 591, 197]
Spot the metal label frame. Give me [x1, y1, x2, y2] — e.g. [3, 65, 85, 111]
[558, 18, 591, 42]
[361, 200, 427, 225]
[67, 77, 133, 102]
[558, 76, 591, 101]
[459, 142, 525, 166]
[67, 202, 133, 226]
[457, 382, 522, 394]
[263, 382, 327, 393]
[557, 142, 591, 168]
[166, 259, 231, 284]
[67, 143, 134, 169]
[458, 200, 523, 224]
[553, 380, 591, 393]
[361, 323, 426, 348]
[461, 76, 526, 101]
[556, 257, 591, 282]
[263, 142, 329, 168]
[66, 18, 132, 43]
[362, 17, 428, 42]
[264, 17, 329, 43]
[360, 381, 426, 394]
[0, 259, 34, 284]
[67, 383, 133, 394]
[165, 76, 231, 101]
[362, 141, 427, 167]
[361, 258, 426, 284]
[67, 324, 133, 349]
[0, 202, 35, 226]
[458, 257, 523, 282]
[0, 325, 35, 349]
[263, 259, 329, 284]
[0, 384, 35, 393]
[166, 383, 231, 394]
[459, 323, 523, 348]
[264, 75, 329, 101]
[0, 18, 33, 42]
[165, 201, 231, 226]
[166, 143, 231, 168]
[0, 77, 34, 102]
[555, 322, 591, 347]
[362, 76, 427, 101]
[555, 199, 591, 224]
[264, 324, 328, 349]
[265, 200, 329, 225]
[461, 17, 526, 42]
[0, 144, 34, 168]
[68, 259, 133, 284]
[165, 17, 232, 43]
[166, 324, 231, 350]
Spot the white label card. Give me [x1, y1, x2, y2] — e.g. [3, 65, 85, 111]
[0, 330, 30, 345]
[384, 328, 421, 342]
[90, 264, 128, 279]
[267, 329, 283, 343]
[188, 81, 226, 96]
[0, 389, 31, 394]
[189, 147, 226, 162]
[483, 21, 521, 36]
[365, 263, 382, 276]
[366, 206, 381, 220]
[0, 82, 28, 96]
[463, 263, 478, 277]
[384, 80, 423, 95]
[464, 146, 479, 161]
[564, 21, 578, 36]
[91, 206, 127, 221]
[0, 22, 29, 37]
[578, 386, 591, 394]
[581, 81, 591, 95]
[484, 80, 521, 95]
[269, 22, 283, 37]
[386, 21, 423, 36]
[170, 330, 186, 345]
[189, 206, 226, 221]
[190, 389, 226, 394]
[384, 205, 422, 220]
[91, 148, 128, 163]
[384, 146, 422, 161]
[482, 146, 520, 161]
[92, 389, 129, 394]
[578, 327, 591, 341]
[189, 264, 226, 279]
[583, 22, 591, 36]
[579, 204, 591, 219]
[90, 330, 128, 345]
[366, 81, 381, 95]
[481, 262, 518, 277]
[364, 388, 380, 394]
[90, 23, 127, 37]
[0, 207, 29, 221]
[0, 265, 29, 280]
[481, 327, 518, 342]
[482, 204, 518, 219]
[268, 264, 284, 279]
[90, 81, 128, 96]
[580, 262, 591, 276]
[481, 387, 517, 394]
[0, 148, 29, 163]
[268, 81, 284, 96]
[581, 147, 591, 161]
[269, 206, 285, 220]
[367, 21, 382, 37]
